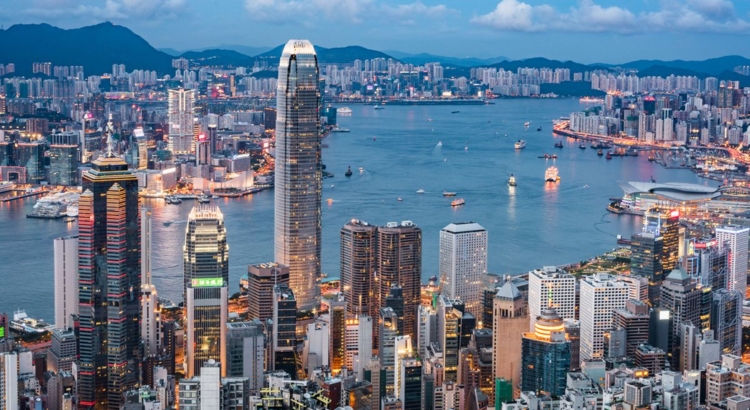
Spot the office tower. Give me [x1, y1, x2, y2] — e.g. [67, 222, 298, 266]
[226, 319, 264, 393]
[630, 232, 664, 306]
[48, 137, 79, 186]
[77, 147, 140, 410]
[679, 323, 699, 372]
[178, 360, 249, 410]
[384, 285, 405, 337]
[167, 88, 195, 153]
[393, 335, 413, 400]
[184, 205, 229, 377]
[521, 307, 571, 397]
[340, 220, 377, 318]
[48, 329, 76, 374]
[399, 358, 422, 409]
[492, 281, 527, 398]
[643, 207, 679, 277]
[528, 266, 576, 330]
[711, 289, 742, 355]
[634, 344, 666, 375]
[603, 328, 626, 358]
[457, 329, 493, 401]
[418, 305, 437, 359]
[437, 296, 464, 383]
[1, 352, 17, 410]
[359, 315, 375, 374]
[377, 221, 421, 343]
[661, 267, 702, 369]
[612, 300, 650, 358]
[302, 318, 328, 372]
[246, 262, 289, 323]
[141, 207, 160, 359]
[379, 307, 398, 394]
[564, 320, 580, 371]
[14, 142, 44, 183]
[53, 236, 78, 330]
[439, 222, 487, 320]
[716, 226, 749, 298]
[274, 39, 322, 312]
[272, 285, 297, 377]
[329, 299, 346, 375]
[579, 273, 629, 362]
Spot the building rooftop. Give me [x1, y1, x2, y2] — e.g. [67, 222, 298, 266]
[618, 181, 720, 202]
[441, 222, 485, 234]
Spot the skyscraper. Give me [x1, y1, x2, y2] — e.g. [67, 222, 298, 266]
[377, 221, 422, 345]
[340, 219, 377, 318]
[77, 148, 140, 410]
[53, 236, 78, 330]
[630, 232, 664, 306]
[141, 207, 160, 359]
[379, 307, 399, 394]
[492, 281, 527, 399]
[274, 39, 322, 312]
[715, 225, 749, 298]
[439, 222, 487, 320]
[0, 352, 17, 410]
[643, 207, 679, 278]
[183, 206, 229, 377]
[579, 273, 629, 362]
[272, 285, 297, 377]
[521, 308, 571, 397]
[226, 319, 265, 393]
[246, 263, 289, 324]
[528, 266, 576, 330]
[167, 88, 195, 154]
[711, 289, 743, 355]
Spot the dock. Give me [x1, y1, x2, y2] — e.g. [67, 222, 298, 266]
[1, 189, 49, 202]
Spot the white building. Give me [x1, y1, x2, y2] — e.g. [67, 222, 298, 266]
[439, 222, 487, 319]
[351, 315, 373, 382]
[141, 207, 159, 357]
[167, 88, 195, 154]
[528, 266, 576, 330]
[716, 226, 749, 298]
[53, 236, 78, 330]
[0, 352, 17, 410]
[579, 273, 630, 362]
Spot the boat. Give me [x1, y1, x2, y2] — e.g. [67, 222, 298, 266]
[163, 221, 173, 227]
[537, 127, 542, 131]
[374, 105, 385, 110]
[331, 127, 351, 133]
[64, 217, 76, 223]
[212, 195, 219, 199]
[451, 110, 460, 114]
[579, 144, 586, 149]
[326, 198, 334, 205]
[198, 195, 210, 204]
[337, 107, 352, 116]
[437, 141, 443, 147]
[508, 174, 517, 187]
[397, 197, 403, 202]
[27, 191, 80, 219]
[165, 196, 182, 205]
[524, 121, 530, 127]
[606, 151, 613, 160]
[416, 189, 425, 194]
[597, 149, 603, 156]
[515, 140, 526, 149]
[451, 198, 465, 207]
[443, 191, 457, 197]
[545, 166, 560, 182]
[10, 310, 54, 335]
[554, 142, 563, 148]
[358, 167, 364, 174]
[373, 137, 376, 141]
[0, 181, 14, 193]
[539, 153, 558, 159]
[648, 155, 656, 162]
[345, 166, 353, 177]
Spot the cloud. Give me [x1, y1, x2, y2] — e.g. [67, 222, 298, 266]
[244, 0, 454, 25]
[472, 0, 750, 34]
[22, 0, 186, 20]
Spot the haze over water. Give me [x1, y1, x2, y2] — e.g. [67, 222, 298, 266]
[0, 99, 714, 320]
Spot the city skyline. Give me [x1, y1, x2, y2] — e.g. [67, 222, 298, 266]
[1, 0, 749, 63]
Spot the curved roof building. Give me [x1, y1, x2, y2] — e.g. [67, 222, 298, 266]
[618, 181, 720, 203]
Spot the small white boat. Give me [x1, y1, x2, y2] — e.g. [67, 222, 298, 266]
[515, 140, 526, 149]
[212, 195, 219, 199]
[358, 167, 364, 174]
[437, 141, 442, 147]
[337, 107, 352, 116]
[443, 191, 457, 197]
[416, 189, 425, 194]
[397, 197, 403, 202]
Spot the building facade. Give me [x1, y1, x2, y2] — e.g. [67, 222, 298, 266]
[439, 222, 487, 320]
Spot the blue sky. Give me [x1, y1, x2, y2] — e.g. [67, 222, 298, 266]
[3, 0, 750, 63]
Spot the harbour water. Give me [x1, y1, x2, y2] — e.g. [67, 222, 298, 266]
[0, 99, 714, 320]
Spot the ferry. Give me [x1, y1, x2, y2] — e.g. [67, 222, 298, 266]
[331, 127, 350, 133]
[545, 166, 560, 182]
[10, 310, 54, 335]
[451, 198, 465, 207]
[337, 107, 352, 116]
[27, 191, 80, 219]
[443, 191, 457, 197]
[508, 174, 517, 187]
[515, 140, 526, 149]
[538, 153, 557, 159]
[345, 166, 353, 177]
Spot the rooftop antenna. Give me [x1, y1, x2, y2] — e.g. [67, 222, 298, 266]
[105, 113, 115, 157]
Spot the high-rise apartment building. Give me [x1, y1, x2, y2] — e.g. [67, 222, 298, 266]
[167, 88, 195, 153]
[439, 222, 487, 320]
[53, 236, 78, 330]
[246, 262, 289, 323]
[630, 232, 664, 306]
[183, 206, 229, 377]
[274, 39, 322, 312]
[716, 225, 749, 298]
[528, 266, 576, 330]
[77, 150, 140, 410]
[340, 220, 377, 318]
[377, 221, 422, 345]
[0, 352, 17, 410]
[579, 273, 630, 362]
[521, 308, 571, 397]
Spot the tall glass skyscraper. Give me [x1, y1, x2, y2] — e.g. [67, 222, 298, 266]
[183, 205, 229, 377]
[77, 152, 140, 410]
[274, 39, 322, 311]
[167, 88, 195, 154]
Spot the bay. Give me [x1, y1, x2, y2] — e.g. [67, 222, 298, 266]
[0, 99, 713, 320]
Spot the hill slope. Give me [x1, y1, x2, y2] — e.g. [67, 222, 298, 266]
[0, 22, 174, 75]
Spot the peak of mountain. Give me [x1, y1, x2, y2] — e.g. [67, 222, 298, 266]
[0, 22, 173, 75]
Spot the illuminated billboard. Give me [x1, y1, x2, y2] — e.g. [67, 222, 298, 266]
[191, 278, 224, 288]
